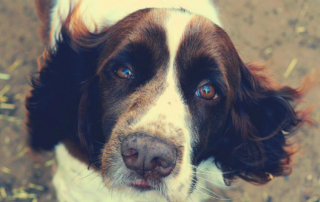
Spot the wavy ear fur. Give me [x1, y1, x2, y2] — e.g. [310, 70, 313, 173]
[25, 28, 100, 152]
[214, 63, 309, 184]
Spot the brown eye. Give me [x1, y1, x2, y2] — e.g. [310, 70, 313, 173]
[196, 84, 218, 100]
[115, 67, 134, 79]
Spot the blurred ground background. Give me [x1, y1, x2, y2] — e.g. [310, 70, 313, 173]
[0, 0, 319, 201]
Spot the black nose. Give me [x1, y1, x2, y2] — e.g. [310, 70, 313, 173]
[121, 133, 176, 177]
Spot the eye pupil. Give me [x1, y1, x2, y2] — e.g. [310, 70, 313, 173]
[201, 85, 211, 94]
[116, 67, 133, 79]
[196, 84, 217, 100]
[122, 68, 131, 77]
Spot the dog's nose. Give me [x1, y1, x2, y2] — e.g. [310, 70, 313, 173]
[121, 133, 176, 177]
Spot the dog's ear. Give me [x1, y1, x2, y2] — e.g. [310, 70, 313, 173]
[214, 62, 310, 185]
[25, 27, 100, 152]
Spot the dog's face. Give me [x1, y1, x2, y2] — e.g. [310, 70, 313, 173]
[95, 9, 239, 198]
[26, 8, 305, 202]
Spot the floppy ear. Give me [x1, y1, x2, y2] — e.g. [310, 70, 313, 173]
[25, 28, 100, 153]
[214, 63, 310, 184]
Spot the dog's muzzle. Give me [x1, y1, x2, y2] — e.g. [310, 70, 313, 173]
[121, 133, 177, 188]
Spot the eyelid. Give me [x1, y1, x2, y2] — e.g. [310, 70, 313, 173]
[196, 80, 216, 91]
[203, 79, 227, 96]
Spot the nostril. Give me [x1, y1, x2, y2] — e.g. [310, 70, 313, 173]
[154, 157, 162, 166]
[152, 157, 174, 176]
[153, 157, 169, 168]
[122, 148, 138, 157]
[158, 157, 172, 168]
[129, 149, 138, 156]
[157, 166, 173, 177]
[122, 149, 139, 168]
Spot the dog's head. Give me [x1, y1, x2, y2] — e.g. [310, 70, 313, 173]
[26, 8, 308, 201]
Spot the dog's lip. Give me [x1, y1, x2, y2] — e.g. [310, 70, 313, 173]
[131, 179, 152, 189]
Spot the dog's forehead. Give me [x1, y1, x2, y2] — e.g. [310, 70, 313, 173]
[140, 9, 221, 57]
[121, 11, 221, 136]
[102, 9, 227, 70]
[141, 9, 233, 78]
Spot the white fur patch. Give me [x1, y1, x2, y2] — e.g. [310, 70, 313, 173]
[54, 144, 169, 202]
[189, 158, 228, 201]
[49, 0, 222, 48]
[136, 12, 192, 132]
[197, 157, 226, 188]
[130, 12, 195, 201]
[54, 144, 224, 202]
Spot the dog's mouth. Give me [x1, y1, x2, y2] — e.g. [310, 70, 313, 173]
[130, 179, 153, 191]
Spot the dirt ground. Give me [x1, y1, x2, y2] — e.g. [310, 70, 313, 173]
[0, 0, 319, 201]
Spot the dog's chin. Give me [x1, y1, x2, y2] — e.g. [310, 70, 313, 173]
[104, 175, 185, 202]
[108, 178, 158, 192]
[130, 179, 154, 192]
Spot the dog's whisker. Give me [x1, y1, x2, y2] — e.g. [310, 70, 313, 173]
[189, 164, 240, 175]
[196, 175, 238, 188]
[191, 179, 223, 199]
[198, 189, 238, 202]
[91, 146, 104, 149]
[195, 169, 225, 175]
[89, 152, 103, 155]
[83, 172, 104, 184]
[189, 164, 223, 173]
[192, 178, 241, 201]
[93, 140, 106, 145]
[89, 159, 102, 167]
[79, 165, 103, 182]
[174, 179, 192, 201]
[68, 167, 90, 185]
[195, 171, 236, 184]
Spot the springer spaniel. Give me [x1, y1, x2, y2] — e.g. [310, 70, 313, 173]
[26, 0, 308, 201]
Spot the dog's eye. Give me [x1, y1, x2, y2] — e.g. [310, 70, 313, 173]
[115, 67, 134, 79]
[196, 84, 218, 100]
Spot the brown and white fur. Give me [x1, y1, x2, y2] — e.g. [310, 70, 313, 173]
[26, 0, 309, 201]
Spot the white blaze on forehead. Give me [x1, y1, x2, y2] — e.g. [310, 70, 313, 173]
[133, 11, 196, 200]
[136, 11, 193, 132]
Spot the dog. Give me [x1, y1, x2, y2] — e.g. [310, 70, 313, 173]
[26, 0, 309, 201]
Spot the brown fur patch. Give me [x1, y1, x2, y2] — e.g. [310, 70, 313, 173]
[178, 15, 240, 106]
[35, 0, 54, 45]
